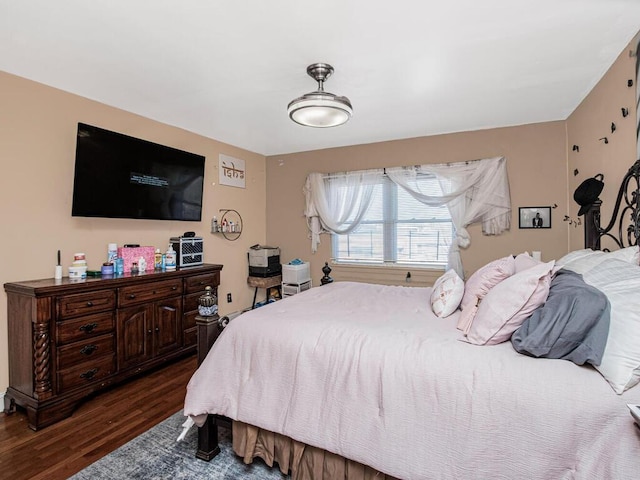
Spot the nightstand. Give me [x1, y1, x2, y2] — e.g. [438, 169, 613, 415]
[247, 275, 282, 308]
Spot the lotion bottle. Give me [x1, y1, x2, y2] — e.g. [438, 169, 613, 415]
[165, 244, 177, 270]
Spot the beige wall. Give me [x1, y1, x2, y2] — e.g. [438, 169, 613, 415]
[567, 34, 640, 251]
[0, 71, 267, 393]
[266, 122, 569, 286]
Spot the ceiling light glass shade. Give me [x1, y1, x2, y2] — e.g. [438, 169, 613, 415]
[288, 92, 353, 128]
[287, 63, 353, 128]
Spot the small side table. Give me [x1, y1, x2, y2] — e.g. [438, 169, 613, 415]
[247, 275, 282, 308]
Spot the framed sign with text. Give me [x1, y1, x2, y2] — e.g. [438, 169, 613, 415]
[219, 154, 246, 188]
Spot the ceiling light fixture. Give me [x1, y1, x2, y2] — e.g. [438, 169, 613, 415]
[287, 63, 353, 128]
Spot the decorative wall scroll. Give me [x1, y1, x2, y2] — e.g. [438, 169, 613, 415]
[219, 154, 246, 188]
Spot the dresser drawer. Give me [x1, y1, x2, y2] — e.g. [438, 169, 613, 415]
[56, 312, 115, 345]
[57, 290, 116, 319]
[184, 327, 197, 348]
[57, 355, 116, 392]
[184, 292, 202, 313]
[57, 334, 115, 371]
[184, 272, 219, 294]
[184, 309, 198, 330]
[118, 279, 183, 307]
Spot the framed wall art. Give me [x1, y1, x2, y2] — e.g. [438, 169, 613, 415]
[219, 154, 246, 189]
[519, 206, 551, 229]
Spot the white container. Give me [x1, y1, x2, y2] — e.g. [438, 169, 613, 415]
[282, 280, 312, 297]
[282, 262, 311, 284]
[69, 266, 87, 279]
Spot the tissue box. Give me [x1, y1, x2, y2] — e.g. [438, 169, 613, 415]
[117, 246, 155, 273]
[282, 262, 311, 284]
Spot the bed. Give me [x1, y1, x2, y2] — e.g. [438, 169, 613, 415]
[184, 160, 640, 479]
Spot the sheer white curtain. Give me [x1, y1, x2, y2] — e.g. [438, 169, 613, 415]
[304, 156, 511, 277]
[386, 156, 511, 275]
[303, 169, 382, 253]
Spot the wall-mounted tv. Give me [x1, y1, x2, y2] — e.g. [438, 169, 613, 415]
[71, 123, 205, 222]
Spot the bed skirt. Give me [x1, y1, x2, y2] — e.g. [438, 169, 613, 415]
[232, 421, 399, 480]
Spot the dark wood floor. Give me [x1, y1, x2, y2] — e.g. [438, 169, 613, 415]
[0, 354, 197, 480]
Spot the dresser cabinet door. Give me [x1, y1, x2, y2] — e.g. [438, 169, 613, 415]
[117, 304, 154, 370]
[154, 297, 182, 357]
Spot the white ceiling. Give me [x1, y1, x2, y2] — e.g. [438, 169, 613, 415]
[2, 1, 640, 156]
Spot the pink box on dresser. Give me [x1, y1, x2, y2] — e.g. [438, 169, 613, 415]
[117, 246, 155, 272]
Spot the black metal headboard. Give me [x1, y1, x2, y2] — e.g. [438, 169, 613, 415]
[584, 159, 640, 250]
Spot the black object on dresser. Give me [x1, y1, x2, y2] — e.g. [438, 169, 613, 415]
[3, 264, 222, 430]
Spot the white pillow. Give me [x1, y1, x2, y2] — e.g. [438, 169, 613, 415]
[464, 261, 555, 345]
[608, 245, 640, 264]
[558, 246, 639, 275]
[556, 248, 595, 267]
[430, 269, 464, 318]
[582, 259, 640, 393]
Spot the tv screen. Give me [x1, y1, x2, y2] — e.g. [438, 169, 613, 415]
[72, 123, 205, 221]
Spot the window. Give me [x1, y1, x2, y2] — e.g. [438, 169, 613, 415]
[332, 174, 453, 267]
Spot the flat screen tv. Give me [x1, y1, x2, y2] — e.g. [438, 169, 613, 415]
[72, 123, 205, 221]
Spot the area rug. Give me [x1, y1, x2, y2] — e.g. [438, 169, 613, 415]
[70, 411, 288, 479]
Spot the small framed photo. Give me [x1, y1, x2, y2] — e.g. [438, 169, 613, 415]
[519, 206, 551, 229]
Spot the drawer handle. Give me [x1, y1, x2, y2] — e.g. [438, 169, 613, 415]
[86, 301, 94, 307]
[171, 286, 177, 291]
[80, 344, 98, 356]
[80, 368, 98, 380]
[128, 294, 136, 299]
[79, 323, 98, 333]
[155, 327, 160, 333]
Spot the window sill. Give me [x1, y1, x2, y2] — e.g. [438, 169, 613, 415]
[329, 262, 444, 287]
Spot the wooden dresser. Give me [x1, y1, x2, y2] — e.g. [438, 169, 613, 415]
[3, 264, 222, 430]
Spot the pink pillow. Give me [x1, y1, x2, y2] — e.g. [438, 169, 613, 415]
[457, 304, 478, 334]
[514, 252, 541, 272]
[457, 255, 515, 330]
[464, 261, 555, 345]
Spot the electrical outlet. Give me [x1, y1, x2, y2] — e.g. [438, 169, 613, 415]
[227, 293, 232, 303]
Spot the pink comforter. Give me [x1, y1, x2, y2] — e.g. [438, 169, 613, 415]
[184, 282, 640, 479]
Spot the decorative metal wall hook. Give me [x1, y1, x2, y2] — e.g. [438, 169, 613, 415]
[552, 204, 558, 209]
[611, 122, 616, 133]
[628, 79, 634, 87]
[622, 107, 629, 117]
[572, 145, 579, 152]
[599, 137, 609, 144]
[573, 169, 579, 176]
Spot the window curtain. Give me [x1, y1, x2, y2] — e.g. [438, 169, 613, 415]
[386, 156, 511, 275]
[303, 169, 382, 254]
[304, 156, 511, 277]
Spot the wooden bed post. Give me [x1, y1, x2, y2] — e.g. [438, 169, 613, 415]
[195, 314, 224, 461]
[583, 200, 602, 250]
